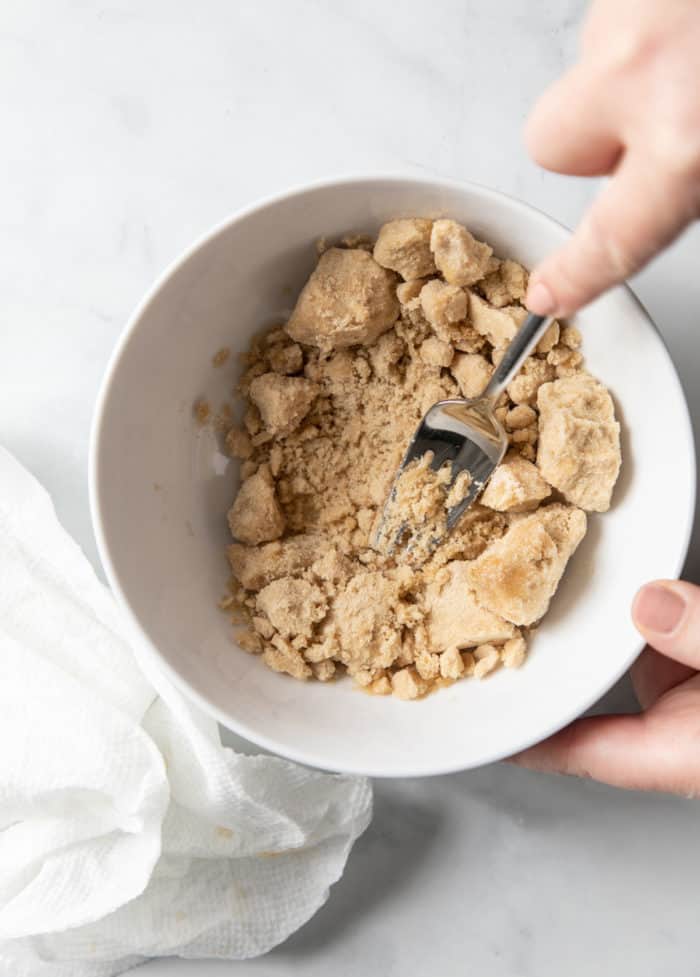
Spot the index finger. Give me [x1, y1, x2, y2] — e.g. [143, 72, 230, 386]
[526, 153, 698, 316]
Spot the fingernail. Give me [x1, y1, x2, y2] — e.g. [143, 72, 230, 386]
[634, 584, 686, 635]
[526, 281, 556, 316]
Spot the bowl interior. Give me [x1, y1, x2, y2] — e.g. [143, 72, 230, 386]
[91, 176, 695, 777]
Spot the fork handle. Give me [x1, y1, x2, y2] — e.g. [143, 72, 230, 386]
[482, 313, 556, 402]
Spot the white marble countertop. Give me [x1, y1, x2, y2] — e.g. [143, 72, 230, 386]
[3, 1, 700, 974]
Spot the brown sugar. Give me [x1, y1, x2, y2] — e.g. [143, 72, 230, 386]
[249, 373, 320, 437]
[424, 561, 516, 651]
[468, 291, 527, 348]
[537, 373, 621, 512]
[286, 247, 399, 350]
[466, 504, 587, 626]
[256, 577, 328, 638]
[373, 453, 470, 563]
[194, 398, 211, 425]
[450, 352, 493, 398]
[373, 218, 436, 281]
[480, 451, 551, 512]
[430, 219, 493, 286]
[215, 217, 621, 697]
[212, 347, 231, 367]
[478, 258, 528, 308]
[227, 465, 285, 545]
[420, 280, 468, 333]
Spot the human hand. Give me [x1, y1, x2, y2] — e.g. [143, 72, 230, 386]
[524, 0, 700, 317]
[510, 580, 700, 795]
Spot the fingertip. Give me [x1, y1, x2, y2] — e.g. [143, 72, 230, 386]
[631, 580, 700, 671]
[632, 581, 686, 638]
[525, 279, 557, 316]
[526, 258, 584, 318]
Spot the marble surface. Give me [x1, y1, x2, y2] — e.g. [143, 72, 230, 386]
[2, 1, 700, 974]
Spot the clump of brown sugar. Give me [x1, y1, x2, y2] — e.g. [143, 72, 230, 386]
[214, 218, 621, 698]
[194, 398, 211, 425]
[212, 347, 231, 367]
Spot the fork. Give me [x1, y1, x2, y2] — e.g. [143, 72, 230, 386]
[373, 312, 555, 559]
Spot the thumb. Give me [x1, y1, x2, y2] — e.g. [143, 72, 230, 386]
[632, 580, 700, 670]
[526, 153, 698, 316]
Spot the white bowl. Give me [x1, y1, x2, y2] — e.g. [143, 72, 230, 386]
[90, 174, 695, 778]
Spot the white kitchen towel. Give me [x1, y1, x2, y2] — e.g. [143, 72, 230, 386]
[0, 445, 372, 977]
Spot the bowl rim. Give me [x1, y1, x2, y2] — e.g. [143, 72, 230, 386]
[89, 172, 697, 777]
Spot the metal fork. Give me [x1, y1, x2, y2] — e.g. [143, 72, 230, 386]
[374, 312, 555, 558]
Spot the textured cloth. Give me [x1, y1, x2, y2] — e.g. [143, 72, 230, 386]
[0, 446, 372, 976]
